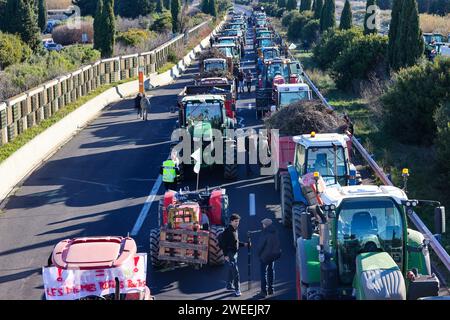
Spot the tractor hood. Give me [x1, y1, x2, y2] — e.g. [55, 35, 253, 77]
[354, 252, 406, 300]
[190, 121, 213, 142]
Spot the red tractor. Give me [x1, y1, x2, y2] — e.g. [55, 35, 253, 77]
[149, 187, 229, 269]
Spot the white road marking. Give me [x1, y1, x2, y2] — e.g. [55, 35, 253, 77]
[249, 193, 256, 216]
[130, 175, 162, 236]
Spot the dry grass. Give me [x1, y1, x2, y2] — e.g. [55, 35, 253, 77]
[420, 14, 450, 34]
[47, 0, 73, 10]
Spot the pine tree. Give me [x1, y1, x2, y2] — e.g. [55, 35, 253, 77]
[201, 0, 209, 13]
[286, 0, 297, 10]
[364, 0, 378, 34]
[387, 0, 401, 69]
[156, 0, 163, 12]
[38, 0, 47, 32]
[171, 0, 180, 33]
[300, 0, 312, 11]
[314, 0, 323, 19]
[6, 0, 41, 51]
[278, 0, 286, 7]
[94, 0, 104, 51]
[339, 0, 352, 30]
[102, 0, 115, 57]
[209, 0, 217, 16]
[0, 0, 6, 32]
[320, 0, 335, 32]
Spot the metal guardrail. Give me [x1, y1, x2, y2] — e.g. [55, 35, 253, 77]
[286, 44, 450, 274]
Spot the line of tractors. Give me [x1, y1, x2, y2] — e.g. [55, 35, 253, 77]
[41, 7, 448, 300]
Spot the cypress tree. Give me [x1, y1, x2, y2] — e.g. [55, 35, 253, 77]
[314, 0, 323, 19]
[397, 0, 423, 68]
[278, 0, 286, 7]
[102, 0, 115, 58]
[164, 0, 170, 10]
[320, 0, 335, 32]
[286, 0, 297, 10]
[209, 0, 217, 16]
[300, 0, 312, 11]
[0, 0, 5, 32]
[38, 0, 47, 32]
[73, 0, 98, 16]
[364, 0, 378, 34]
[339, 0, 352, 30]
[94, 0, 104, 51]
[156, 0, 163, 12]
[201, 0, 209, 13]
[387, 0, 401, 69]
[171, 0, 180, 33]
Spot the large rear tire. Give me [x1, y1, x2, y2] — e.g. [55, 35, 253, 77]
[292, 203, 306, 248]
[208, 226, 225, 266]
[150, 229, 164, 269]
[280, 174, 293, 227]
[224, 141, 238, 180]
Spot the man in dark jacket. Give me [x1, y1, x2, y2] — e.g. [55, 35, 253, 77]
[134, 93, 142, 118]
[221, 213, 249, 297]
[256, 218, 281, 298]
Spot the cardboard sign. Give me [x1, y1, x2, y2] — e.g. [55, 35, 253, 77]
[42, 253, 147, 300]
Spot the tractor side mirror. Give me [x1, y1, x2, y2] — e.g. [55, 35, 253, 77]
[434, 206, 446, 234]
[300, 211, 313, 240]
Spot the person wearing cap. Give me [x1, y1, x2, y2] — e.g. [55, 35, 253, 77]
[255, 218, 281, 298]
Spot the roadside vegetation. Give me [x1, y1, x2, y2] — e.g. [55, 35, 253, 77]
[260, 0, 450, 254]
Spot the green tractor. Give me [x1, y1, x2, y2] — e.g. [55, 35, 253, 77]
[294, 183, 446, 300]
[177, 94, 238, 180]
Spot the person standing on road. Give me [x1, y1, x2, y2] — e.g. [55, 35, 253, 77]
[220, 213, 249, 297]
[255, 218, 281, 299]
[140, 94, 151, 120]
[245, 70, 253, 93]
[160, 158, 180, 191]
[134, 93, 142, 118]
[238, 69, 245, 94]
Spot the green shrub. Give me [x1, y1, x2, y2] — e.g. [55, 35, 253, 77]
[167, 48, 178, 63]
[287, 11, 314, 41]
[59, 45, 101, 65]
[5, 63, 47, 90]
[151, 11, 173, 33]
[313, 27, 362, 70]
[381, 58, 450, 145]
[434, 102, 450, 199]
[301, 19, 321, 48]
[331, 34, 388, 90]
[116, 28, 151, 46]
[282, 10, 300, 27]
[0, 32, 32, 69]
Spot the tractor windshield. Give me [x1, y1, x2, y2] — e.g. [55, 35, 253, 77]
[205, 61, 226, 72]
[185, 101, 223, 125]
[267, 63, 290, 82]
[305, 146, 347, 185]
[335, 197, 404, 284]
[259, 39, 273, 48]
[279, 91, 310, 107]
[263, 49, 279, 60]
[217, 47, 233, 58]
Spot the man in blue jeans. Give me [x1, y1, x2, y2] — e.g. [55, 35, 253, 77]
[220, 213, 249, 297]
[256, 218, 281, 298]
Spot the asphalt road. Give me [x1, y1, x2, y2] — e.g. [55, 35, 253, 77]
[0, 7, 296, 300]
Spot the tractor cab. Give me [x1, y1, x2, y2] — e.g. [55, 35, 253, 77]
[217, 36, 239, 46]
[273, 83, 312, 109]
[212, 43, 240, 60]
[203, 58, 227, 73]
[259, 58, 295, 88]
[291, 132, 356, 187]
[296, 184, 446, 300]
[180, 95, 227, 131]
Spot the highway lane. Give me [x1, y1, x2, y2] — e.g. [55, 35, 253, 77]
[0, 7, 296, 300]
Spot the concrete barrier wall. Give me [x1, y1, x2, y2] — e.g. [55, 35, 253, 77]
[0, 17, 226, 202]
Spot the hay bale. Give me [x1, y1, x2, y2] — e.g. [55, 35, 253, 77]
[264, 100, 347, 136]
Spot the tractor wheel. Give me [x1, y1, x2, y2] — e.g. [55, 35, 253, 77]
[280, 174, 293, 227]
[292, 203, 306, 248]
[208, 226, 225, 266]
[150, 229, 164, 269]
[224, 141, 237, 180]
